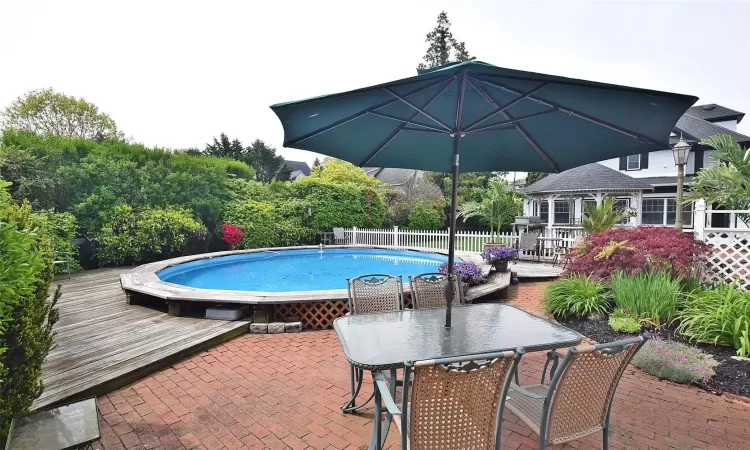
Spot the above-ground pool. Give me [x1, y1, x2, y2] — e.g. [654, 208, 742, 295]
[157, 248, 453, 292]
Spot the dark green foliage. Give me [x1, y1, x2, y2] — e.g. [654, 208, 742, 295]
[0, 181, 59, 444]
[408, 203, 443, 229]
[542, 275, 610, 319]
[417, 11, 475, 70]
[37, 210, 80, 274]
[676, 283, 750, 357]
[93, 205, 208, 266]
[284, 178, 366, 231]
[525, 172, 548, 186]
[360, 186, 386, 228]
[205, 133, 245, 159]
[610, 271, 681, 328]
[246, 139, 285, 183]
[222, 200, 315, 249]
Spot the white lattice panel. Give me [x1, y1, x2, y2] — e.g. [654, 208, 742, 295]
[702, 229, 750, 290]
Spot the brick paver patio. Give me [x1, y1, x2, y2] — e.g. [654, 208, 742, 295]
[93, 282, 750, 449]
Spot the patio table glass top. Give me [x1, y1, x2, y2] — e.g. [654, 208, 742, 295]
[333, 303, 583, 371]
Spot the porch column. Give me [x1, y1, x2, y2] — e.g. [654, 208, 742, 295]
[694, 199, 706, 239]
[595, 193, 603, 206]
[547, 196, 555, 229]
[635, 192, 643, 226]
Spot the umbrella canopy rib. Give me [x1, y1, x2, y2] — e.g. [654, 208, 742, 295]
[470, 76, 663, 148]
[466, 77, 560, 171]
[466, 109, 558, 134]
[383, 87, 454, 131]
[367, 111, 448, 133]
[285, 75, 452, 147]
[463, 82, 550, 131]
[359, 76, 456, 166]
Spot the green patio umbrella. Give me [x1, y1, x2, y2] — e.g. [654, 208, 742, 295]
[270, 61, 697, 327]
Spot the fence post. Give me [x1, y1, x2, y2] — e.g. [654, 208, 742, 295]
[694, 199, 706, 240]
[393, 226, 399, 248]
[352, 227, 358, 245]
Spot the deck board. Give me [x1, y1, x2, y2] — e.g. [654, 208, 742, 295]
[33, 268, 248, 410]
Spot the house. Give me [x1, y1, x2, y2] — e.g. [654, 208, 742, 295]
[284, 160, 311, 180]
[363, 167, 423, 186]
[522, 104, 750, 230]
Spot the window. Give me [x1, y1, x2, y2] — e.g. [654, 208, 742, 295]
[642, 198, 693, 227]
[554, 201, 570, 225]
[627, 154, 641, 170]
[539, 202, 549, 223]
[531, 201, 539, 217]
[582, 198, 630, 224]
[642, 199, 664, 225]
[581, 199, 597, 218]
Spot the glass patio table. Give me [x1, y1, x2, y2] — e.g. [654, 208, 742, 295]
[333, 303, 583, 449]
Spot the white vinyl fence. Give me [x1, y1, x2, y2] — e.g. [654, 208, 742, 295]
[340, 226, 586, 259]
[700, 208, 750, 290]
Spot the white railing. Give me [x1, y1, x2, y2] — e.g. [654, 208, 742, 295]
[341, 226, 585, 259]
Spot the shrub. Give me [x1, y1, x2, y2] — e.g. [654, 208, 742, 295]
[676, 282, 750, 357]
[608, 309, 642, 333]
[542, 275, 610, 319]
[610, 271, 681, 328]
[408, 203, 443, 230]
[222, 200, 316, 249]
[38, 210, 80, 274]
[285, 178, 366, 230]
[361, 186, 386, 228]
[565, 226, 710, 280]
[632, 339, 717, 384]
[221, 223, 245, 249]
[93, 204, 208, 265]
[0, 181, 59, 444]
[438, 262, 485, 285]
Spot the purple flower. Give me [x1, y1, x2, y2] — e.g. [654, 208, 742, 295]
[438, 262, 485, 284]
[481, 247, 519, 263]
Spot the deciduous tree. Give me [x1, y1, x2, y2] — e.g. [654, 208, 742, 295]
[1, 88, 122, 140]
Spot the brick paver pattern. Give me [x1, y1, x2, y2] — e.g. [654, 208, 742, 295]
[93, 282, 750, 449]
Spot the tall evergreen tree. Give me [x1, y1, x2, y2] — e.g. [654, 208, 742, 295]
[205, 133, 245, 159]
[417, 11, 475, 70]
[246, 139, 285, 183]
[312, 157, 321, 169]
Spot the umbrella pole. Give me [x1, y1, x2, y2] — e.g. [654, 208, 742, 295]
[445, 136, 460, 328]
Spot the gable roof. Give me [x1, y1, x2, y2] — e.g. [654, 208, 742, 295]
[687, 104, 744, 124]
[673, 114, 750, 145]
[523, 163, 653, 194]
[284, 160, 311, 176]
[363, 167, 423, 185]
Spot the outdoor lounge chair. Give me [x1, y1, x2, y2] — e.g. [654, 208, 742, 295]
[332, 227, 348, 244]
[408, 272, 464, 309]
[372, 350, 522, 450]
[505, 334, 649, 450]
[516, 231, 541, 262]
[341, 274, 404, 413]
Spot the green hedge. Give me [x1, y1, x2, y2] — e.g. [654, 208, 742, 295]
[407, 203, 443, 230]
[93, 204, 208, 265]
[0, 181, 58, 445]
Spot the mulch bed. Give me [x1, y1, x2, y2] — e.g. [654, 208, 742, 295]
[560, 315, 750, 399]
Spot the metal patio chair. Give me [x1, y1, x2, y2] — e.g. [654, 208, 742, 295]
[505, 335, 649, 450]
[516, 231, 541, 262]
[372, 349, 523, 450]
[408, 272, 464, 309]
[332, 227, 348, 244]
[341, 274, 404, 413]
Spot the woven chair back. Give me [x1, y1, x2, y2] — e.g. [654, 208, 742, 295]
[409, 355, 515, 450]
[411, 273, 461, 309]
[546, 340, 641, 444]
[348, 275, 402, 314]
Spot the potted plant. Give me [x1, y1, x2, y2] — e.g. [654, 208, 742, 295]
[481, 247, 519, 272]
[438, 262, 486, 287]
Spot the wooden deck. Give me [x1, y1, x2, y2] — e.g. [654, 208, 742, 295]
[33, 268, 248, 411]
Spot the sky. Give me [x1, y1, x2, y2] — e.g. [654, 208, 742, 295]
[1, 0, 749, 168]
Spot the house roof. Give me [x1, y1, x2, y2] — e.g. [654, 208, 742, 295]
[673, 114, 750, 145]
[686, 104, 745, 124]
[363, 167, 423, 185]
[523, 163, 653, 194]
[284, 160, 311, 176]
[638, 176, 695, 186]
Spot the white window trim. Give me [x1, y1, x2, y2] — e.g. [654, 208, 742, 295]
[640, 196, 693, 228]
[626, 154, 641, 171]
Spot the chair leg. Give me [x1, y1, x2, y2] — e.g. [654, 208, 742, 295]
[341, 366, 374, 413]
[603, 426, 609, 449]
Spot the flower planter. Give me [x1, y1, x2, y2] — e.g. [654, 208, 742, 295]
[483, 242, 508, 250]
[493, 260, 509, 273]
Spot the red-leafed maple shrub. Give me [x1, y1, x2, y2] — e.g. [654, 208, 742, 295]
[221, 222, 245, 249]
[565, 226, 711, 280]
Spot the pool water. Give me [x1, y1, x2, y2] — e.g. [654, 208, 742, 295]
[157, 249, 452, 292]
